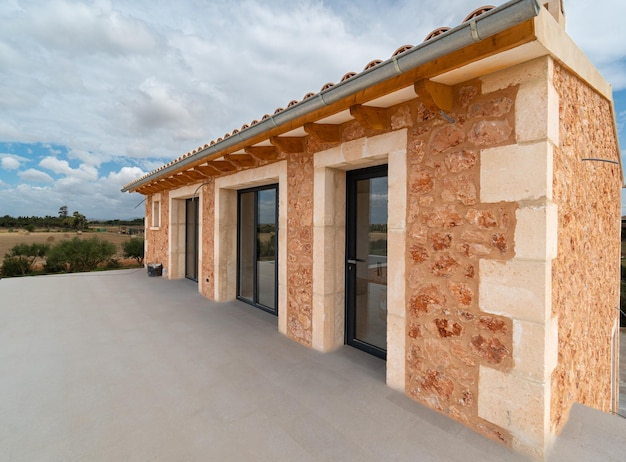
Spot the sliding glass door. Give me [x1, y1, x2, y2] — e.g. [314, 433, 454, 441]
[237, 185, 278, 314]
[185, 197, 198, 281]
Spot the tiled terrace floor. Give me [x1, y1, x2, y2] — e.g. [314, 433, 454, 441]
[0, 269, 625, 461]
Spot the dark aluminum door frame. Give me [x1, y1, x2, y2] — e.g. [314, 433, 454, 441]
[237, 184, 279, 315]
[185, 197, 199, 282]
[346, 165, 388, 360]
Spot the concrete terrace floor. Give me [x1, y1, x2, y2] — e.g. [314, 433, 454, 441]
[0, 270, 625, 461]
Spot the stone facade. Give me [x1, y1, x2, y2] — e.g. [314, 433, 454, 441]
[286, 153, 315, 346]
[137, 12, 622, 459]
[403, 82, 518, 445]
[550, 64, 622, 430]
[145, 191, 169, 270]
[200, 179, 215, 299]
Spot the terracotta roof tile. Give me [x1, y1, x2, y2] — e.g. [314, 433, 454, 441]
[340, 72, 357, 82]
[463, 5, 495, 22]
[123, 4, 503, 191]
[392, 45, 413, 56]
[424, 27, 451, 41]
[364, 59, 383, 70]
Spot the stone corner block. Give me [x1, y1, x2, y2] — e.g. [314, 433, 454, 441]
[512, 316, 559, 382]
[478, 366, 551, 458]
[386, 314, 406, 392]
[480, 56, 551, 94]
[515, 78, 560, 146]
[480, 142, 553, 203]
[479, 259, 551, 323]
[514, 202, 558, 261]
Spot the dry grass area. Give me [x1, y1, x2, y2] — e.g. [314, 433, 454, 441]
[0, 230, 137, 259]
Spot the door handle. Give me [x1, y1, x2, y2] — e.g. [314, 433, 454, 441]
[347, 258, 365, 264]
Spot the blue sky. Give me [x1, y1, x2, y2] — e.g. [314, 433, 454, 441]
[0, 0, 625, 219]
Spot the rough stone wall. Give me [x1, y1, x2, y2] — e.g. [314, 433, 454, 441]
[200, 179, 215, 299]
[145, 192, 169, 267]
[550, 65, 622, 430]
[402, 83, 519, 443]
[286, 152, 314, 346]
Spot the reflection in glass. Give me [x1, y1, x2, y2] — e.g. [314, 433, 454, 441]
[354, 175, 387, 351]
[185, 198, 198, 281]
[237, 186, 278, 313]
[239, 192, 254, 302]
[257, 188, 276, 309]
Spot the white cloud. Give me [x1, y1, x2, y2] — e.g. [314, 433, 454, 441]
[18, 168, 54, 183]
[1, 156, 20, 170]
[24, 0, 159, 56]
[0, 0, 624, 218]
[39, 156, 98, 181]
[39, 157, 73, 175]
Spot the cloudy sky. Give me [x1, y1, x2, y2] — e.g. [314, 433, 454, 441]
[0, 0, 625, 220]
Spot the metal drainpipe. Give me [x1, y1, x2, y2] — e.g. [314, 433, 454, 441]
[122, 0, 540, 193]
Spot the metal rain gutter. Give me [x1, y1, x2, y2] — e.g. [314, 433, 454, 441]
[122, 0, 540, 193]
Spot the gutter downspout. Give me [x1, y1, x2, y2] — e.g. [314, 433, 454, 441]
[122, 0, 540, 193]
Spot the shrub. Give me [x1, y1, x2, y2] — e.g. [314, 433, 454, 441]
[1, 255, 31, 277]
[0, 242, 49, 276]
[105, 258, 121, 269]
[46, 237, 116, 273]
[122, 237, 144, 266]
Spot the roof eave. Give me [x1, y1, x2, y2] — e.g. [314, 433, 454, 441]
[122, 0, 541, 194]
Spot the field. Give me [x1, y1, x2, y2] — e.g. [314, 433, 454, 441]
[0, 230, 138, 261]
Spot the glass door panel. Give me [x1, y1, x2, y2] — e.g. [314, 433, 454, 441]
[237, 185, 278, 314]
[346, 166, 388, 358]
[185, 197, 198, 281]
[257, 188, 277, 309]
[238, 192, 255, 302]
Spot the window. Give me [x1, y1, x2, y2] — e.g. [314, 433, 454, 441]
[152, 199, 160, 228]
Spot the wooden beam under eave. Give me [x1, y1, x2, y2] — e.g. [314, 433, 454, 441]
[245, 146, 279, 161]
[196, 165, 220, 177]
[349, 104, 388, 130]
[190, 168, 211, 179]
[166, 176, 187, 186]
[128, 21, 536, 189]
[137, 186, 156, 195]
[183, 170, 207, 181]
[158, 178, 180, 189]
[141, 184, 160, 193]
[269, 136, 305, 154]
[208, 160, 237, 172]
[414, 79, 454, 113]
[224, 153, 256, 168]
[303, 123, 341, 143]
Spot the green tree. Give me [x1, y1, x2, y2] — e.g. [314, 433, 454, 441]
[72, 211, 87, 231]
[122, 237, 144, 266]
[0, 243, 49, 276]
[45, 237, 116, 273]
[58, 205, 68, 218]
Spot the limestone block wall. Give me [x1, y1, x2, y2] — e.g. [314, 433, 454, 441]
[286, 153, 315, 346]
[145, 192, 169, 269]
[200, 179, 215, 299]
[403, 81, 519, 445]
[550, 64, 622, 429]
[137, 54, 620, 461]
[476, 57, 560, 459]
